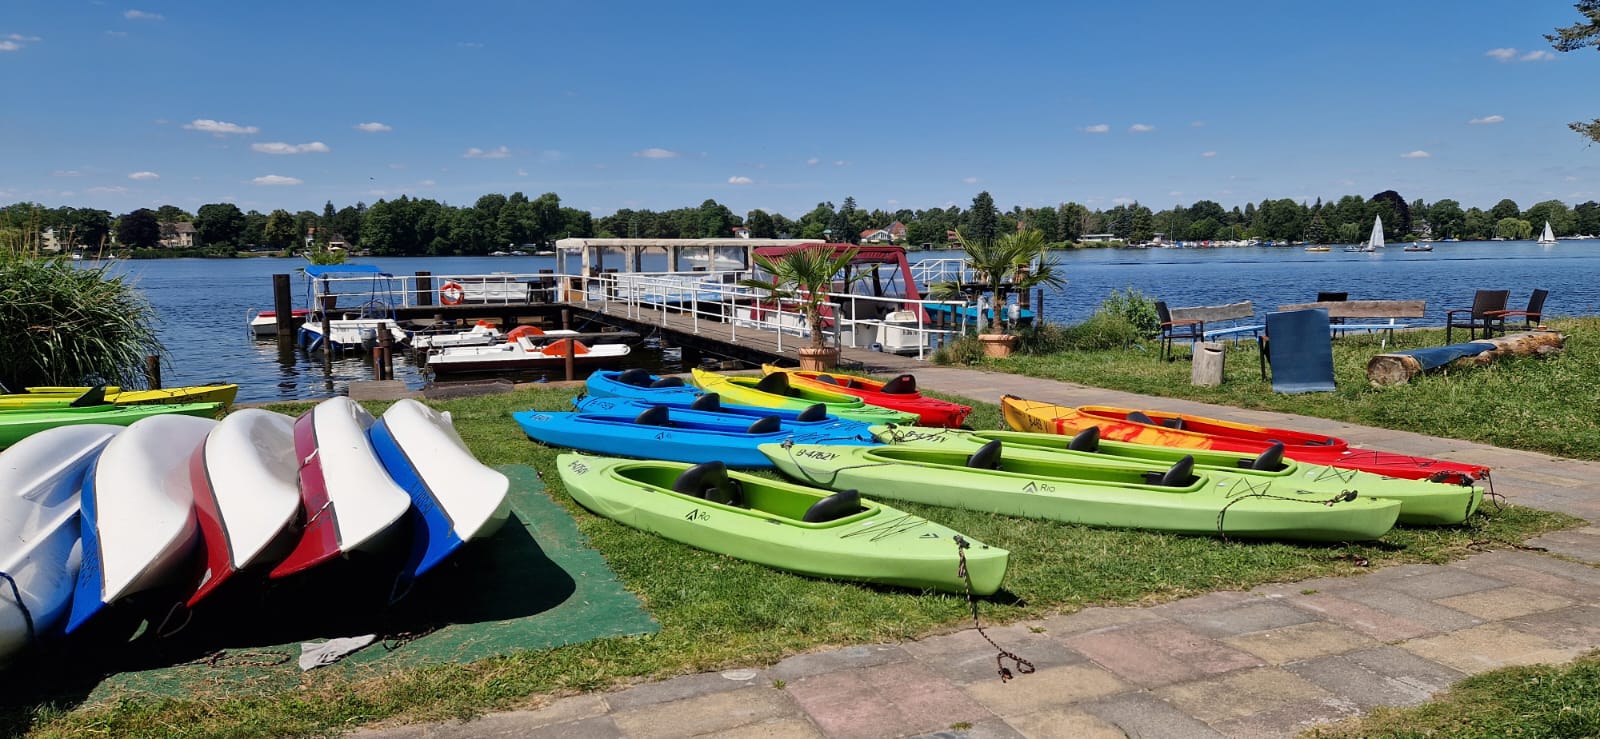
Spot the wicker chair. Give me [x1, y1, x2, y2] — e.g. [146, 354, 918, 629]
[1445, 289, 1510, 343]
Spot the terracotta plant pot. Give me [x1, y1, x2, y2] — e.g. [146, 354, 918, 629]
[978, 333, 1018, 358]
[798, 345, 840, 371]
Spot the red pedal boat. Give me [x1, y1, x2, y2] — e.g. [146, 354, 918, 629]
[1001, 395, 1489, 485]
[761, 365, 970, 427]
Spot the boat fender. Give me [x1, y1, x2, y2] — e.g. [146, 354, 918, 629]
[1126, 411, 1157, 426]
[1068, 427, 1100, 452]
[1143, 456, 1196, 487]
[755, 372, 791, 396]
[690, 393, 722, 412]
[745, 415, 782, 435]
[439, 281, 466, 306]
[1243, 442, 1286, 471]
[1161, 418, 1186, 430]
[796, 404, 827, 422]
[880, 374, 918, 395]
[649, 376, 687, 388]
[802, 489, 862, 523]
[634, 406, 671, 427]
[616, 368, 654, 387]
[967, 440, 1003, 470]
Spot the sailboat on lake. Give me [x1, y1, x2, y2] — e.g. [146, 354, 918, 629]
[1537, 221, 1557, 245]
[1345, 215, 1383, 253]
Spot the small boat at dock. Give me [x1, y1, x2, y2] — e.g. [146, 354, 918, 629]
[427, 336, 630, 374]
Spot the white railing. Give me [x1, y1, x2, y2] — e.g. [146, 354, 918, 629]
[910, 258, 976, 287]
[578, 272, 972, 360]
[305, 271, 564, 310]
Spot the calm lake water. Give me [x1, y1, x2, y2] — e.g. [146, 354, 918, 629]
[109, 241, 1598, 403]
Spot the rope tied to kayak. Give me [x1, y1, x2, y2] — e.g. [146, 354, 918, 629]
[0, 571, 35, 643]
[1214, 487, 1360, 542]
[954, 535, 1033, 683]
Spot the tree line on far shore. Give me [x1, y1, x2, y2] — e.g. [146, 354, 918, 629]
[3, 189, 1599, 257]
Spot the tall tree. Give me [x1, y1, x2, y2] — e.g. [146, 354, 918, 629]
[194, 203, 246, 247]
[115, 208, 161, 248]
[1574, 200, 1600, 236]
[1057, 202, 1088, 242]
[154, 205, 191, 224]
[1428, 199, 1464, 239]
[1490, 198, 1521, 222]
[1368, 190, 1411, 237]
[262, 209, 300, 250]
[966, 191, 998, 244]
[746, 209, 776, 238]
[1547, 0, 1600, 143]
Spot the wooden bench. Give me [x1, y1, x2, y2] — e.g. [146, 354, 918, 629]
[1169, 301, 1261, 343]
[1276, 300, 1426, 349]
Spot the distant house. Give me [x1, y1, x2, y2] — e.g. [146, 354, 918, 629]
[1080, 233, 1118, 243]
[731, 226, 751, 239]
[887, 221, 907, 241]
[41, 227, 62, 252]
[326, 233, 349, 250]
[860, 228, 891, 243]
[160, 222, 197, 248]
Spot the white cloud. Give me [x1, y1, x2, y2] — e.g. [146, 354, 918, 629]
[5, 33, 41, 41]
[886, 199, 899, 206]
[634, 147, 679, 159]
[252, 174, 303, 186]
[806, 157, 820, 166]
[354, 122, 392, 132]
[1169, 191, 1183, 197]
[515, 168, 528, 176]
[1521, 50, 1555, 62]
[127, 171, 159, 180]
[1469, 115, 1505, 125]
[0, 34, 40, 51]
[962, 176, 979, 184]
[462, 145, 511, 159]
[184, 119, 259, 135]
[1201, 151, 1217, 158]
[105, 30, 127, 37]
[1082, 124, 1110, 133]
[252, 141, 331, 154]
[1486, 47, 1518, 62]
[833, 160, 849, 166]
[1111, 197, 1135, 205]
[1190, 120, 1205, 127]
[457, 41, 484, 48]
[1129, 123, 1155, 133]
[0, 41, 19, 51]
[1400, 150, 1431, 159]
[417, 179, 436, 186]
[727, 176, 754, 185]
[52, 169, 82, 177]
[1565, 175, 1578, 182]
[124, 9, 163, 20]
[87, 185, 129, 194]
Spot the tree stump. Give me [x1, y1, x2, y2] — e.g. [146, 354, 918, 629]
[1366, 330, 1565, 386]
[1191, 342, 1226, 387]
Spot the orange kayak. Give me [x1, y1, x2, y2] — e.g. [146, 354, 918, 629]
[761, 366, 970, 427]
[1001, 395, 1489, 485]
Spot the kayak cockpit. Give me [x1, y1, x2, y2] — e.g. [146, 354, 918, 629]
[865, 441, 1209, 493]
[612, 461, 874, 525]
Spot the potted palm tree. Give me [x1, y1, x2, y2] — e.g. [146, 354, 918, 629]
[741, 244, 862, 371]
[940, 228, 1066, 358]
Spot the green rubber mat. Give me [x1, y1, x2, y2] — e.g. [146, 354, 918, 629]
[11, 465, 656, 702]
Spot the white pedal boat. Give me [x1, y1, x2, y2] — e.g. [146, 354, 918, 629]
[427, 337, 630, 374]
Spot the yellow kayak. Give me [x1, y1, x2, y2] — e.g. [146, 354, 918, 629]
[0, 384, 239, 409]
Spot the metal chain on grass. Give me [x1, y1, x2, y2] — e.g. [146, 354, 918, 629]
[185, 648, 293, 669]
[381, 625, 440, 652]
[0, 571, 35, 644]
[954, 535, 1033, 683]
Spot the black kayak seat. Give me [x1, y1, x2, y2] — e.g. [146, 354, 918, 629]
[671, 461, 743, 506]
[796, 403, 828, 422]
[879, 374, 917, 395]
[633, 405, 670, 427]
[690, 393, 722, 412]
[1241, 442, 1287, 471]
[649, 376, 686, 388]
[615, 368, 654, 387]
[1143, 455, 1196, 487]
[755, 372, 791, 396]
[814, 374, 839, 385]
[70, 385, 109, 407]
[746, 415, 782, 435]
[1161, 418, 1186, 430]
[1068, 426, 1100, 452]
[1126, 411, 1157, 425]
[967, 439, 1003, 470]
[803, 489, 862, 523]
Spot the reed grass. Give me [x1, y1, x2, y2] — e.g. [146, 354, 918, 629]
[0, 251, 164, 390]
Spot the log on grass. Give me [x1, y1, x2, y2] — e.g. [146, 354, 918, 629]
[1366, 330, 1566, 386]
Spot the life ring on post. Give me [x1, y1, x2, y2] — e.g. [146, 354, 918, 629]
[439, 281, 466, 306]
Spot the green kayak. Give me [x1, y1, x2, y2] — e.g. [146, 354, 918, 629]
[760, 441, 1402, 542]
[0, 402, 224, 448]
[690, 368, 919, 425]
[555, 453, 1008, 594]
[870, 425, 1481, 526]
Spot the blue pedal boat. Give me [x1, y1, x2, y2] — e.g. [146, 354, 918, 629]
[515, 404, 878, 468]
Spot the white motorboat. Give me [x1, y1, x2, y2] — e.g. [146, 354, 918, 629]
[65, 414, 217, 633]
[183, 409, 303, 606]
[411, 320, 504, 350]
[269, 397, 413, 579]
[0, 425, 122, 661]
[298, 317, 409, 352]
[246, 308, 309, 338]
[369, 399, 510, 583]
[426, 336, 631, 374]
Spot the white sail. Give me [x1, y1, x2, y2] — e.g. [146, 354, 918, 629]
[1538, 221, 1557, 244]
[1369, 216, 1385, 249]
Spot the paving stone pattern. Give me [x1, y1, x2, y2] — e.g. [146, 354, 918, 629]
[357, 368, 1600, 738]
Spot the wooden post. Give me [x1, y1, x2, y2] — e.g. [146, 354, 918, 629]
[416, 271, 433, 307]
[320, 294, 336, 372]
[561, 308, 571, 331]
[272, 273, 294, 339]
[376, 326, 394, 380]
[145, 355, 162, 390]
[1191, 342, 1225, 387]
[564, 338, 575, 381]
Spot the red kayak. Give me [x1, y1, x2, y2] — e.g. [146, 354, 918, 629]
[1002, 395, 1489, 485]
[762, 365, 971, 427]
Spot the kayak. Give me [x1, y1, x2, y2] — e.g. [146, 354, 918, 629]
[586, 369, 704, 405]
[0, 384, 238, 409]
[760, 365, 971, 428]
[576, 392, 849, 426]
[0, 425, 121, 662]
[0, 402, 224, 449]
[556, 454, 1008, 594]
[370, 399, 511, 587]
[690, 368, 919, 425]
[1001, 396, 1490, 485]
[871, 425, 1481, 525]
[761, 441, 1402, 541]
[517, 403, 877, 468]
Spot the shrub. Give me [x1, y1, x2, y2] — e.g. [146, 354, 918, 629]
[0, 251, 164, 389]
[932, 333, 986, 365]
[1100, 287, 1160, 338]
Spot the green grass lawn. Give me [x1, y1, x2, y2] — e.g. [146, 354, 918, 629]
[16, 386, 1580, 738]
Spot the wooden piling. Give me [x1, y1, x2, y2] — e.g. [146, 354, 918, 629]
[377, 326, 394, 381]
[564, 337, 575, 381]
[320, 294, 336, 372]
[272, 273, 294, 338]
[561, 308, 571, 331]
[145, 355, 161, 390]
[416, 271, 433, 307]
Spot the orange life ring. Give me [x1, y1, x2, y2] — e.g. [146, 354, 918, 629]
[439, 281, 466, 305]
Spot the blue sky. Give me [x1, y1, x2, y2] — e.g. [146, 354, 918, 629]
[2, 1, 1596, 218]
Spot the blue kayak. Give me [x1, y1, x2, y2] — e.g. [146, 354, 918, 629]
[586, 369, 703, 404]
[576, 392, 861, 428]
[515, 404, 878, 468]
